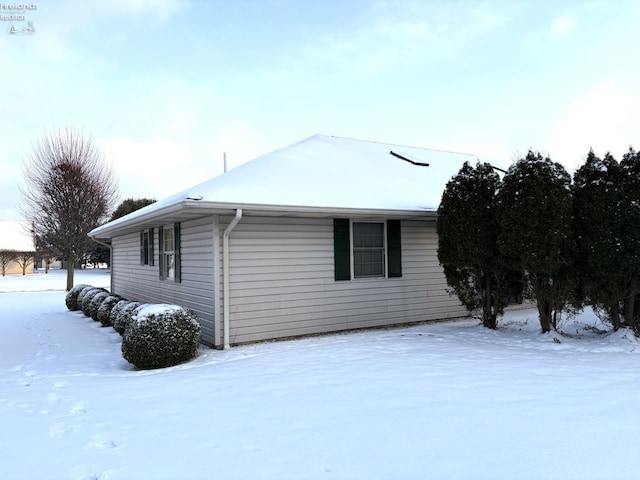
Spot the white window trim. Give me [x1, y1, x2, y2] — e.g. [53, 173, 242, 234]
[349, 220, 388, 280]
[163, 225, 175, 280]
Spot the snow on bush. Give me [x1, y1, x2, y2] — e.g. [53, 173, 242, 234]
[109, 299, 129, 330]
[113, 301, 142, 336]
[89, 291, 111, 321]
[65, 284, 91, 311]
[80, 287, 108, 317]
[96, 295, 123, 327]
[122, 304, 201, 369]
[77, 286, 99, 311]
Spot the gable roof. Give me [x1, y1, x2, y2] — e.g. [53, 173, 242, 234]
[91, 135, 480, 239]
[0, 220, 35, 252]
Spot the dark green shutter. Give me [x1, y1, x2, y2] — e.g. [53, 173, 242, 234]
[333, 218, 351, 281]
[139, 231, 145, 265]
[149, 228, 155, 266]
[158, 227, 165, 280]
[387, 220, 402, 278]
[174, 223, 181, 283]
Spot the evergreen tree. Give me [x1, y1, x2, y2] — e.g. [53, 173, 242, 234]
[437, 161, 514, 329]
[110, 198, 156, 221]
[619, 147, 640, 327]
[85, 242, 111, 267]
[497, 151, 574, 332]
[573, 150, 625, 328]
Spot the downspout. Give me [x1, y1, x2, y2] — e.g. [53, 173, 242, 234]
[92, 238, 113, 291]
[223, 208, 243, 349]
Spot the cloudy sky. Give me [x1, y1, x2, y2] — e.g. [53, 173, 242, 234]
[1, 0, 639, 219]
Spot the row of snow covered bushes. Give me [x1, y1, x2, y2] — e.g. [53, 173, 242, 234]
[65, 284, 201, 369]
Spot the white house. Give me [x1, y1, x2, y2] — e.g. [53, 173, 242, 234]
[0, 220, 36, 275]
[90, 135, 480, 348]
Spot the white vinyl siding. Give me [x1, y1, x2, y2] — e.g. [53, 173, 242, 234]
[220, 216, 467, 346]
[111, 216, 217, 345]
[111, 214, 467, 349]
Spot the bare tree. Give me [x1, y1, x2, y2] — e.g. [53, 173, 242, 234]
[15, 251, 34, 275]
[35, 234, 60, 273]
[20, 127, 118, 290]
[0, 250, 17, 276]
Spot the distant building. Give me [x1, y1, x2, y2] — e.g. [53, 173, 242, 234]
[0, 220, 36, 275]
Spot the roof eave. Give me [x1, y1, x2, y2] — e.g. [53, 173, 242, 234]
[89, 201, 191, 240]
[90, 199, 438, 239]
[189, 200, 438, 217]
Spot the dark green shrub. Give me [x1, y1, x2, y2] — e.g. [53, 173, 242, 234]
[122, 304, 201, 369]
[65, 284, 91, 311]
[109, 300, 130, 331]
[96, 295, 122, 326]
[113, 301, 142, 335]
[77, 286, 98, 310]
[89, 291, 110, 321]
[80, 288, 107, 317]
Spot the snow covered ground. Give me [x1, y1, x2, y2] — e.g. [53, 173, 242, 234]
[1, 269, 640, 480]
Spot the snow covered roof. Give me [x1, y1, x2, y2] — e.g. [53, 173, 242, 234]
[0, 220, 35, 252]
[91, 135, 481, 238]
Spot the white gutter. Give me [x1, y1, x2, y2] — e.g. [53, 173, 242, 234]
[90, 197, 435, 240]
[222, 208, 243, 349]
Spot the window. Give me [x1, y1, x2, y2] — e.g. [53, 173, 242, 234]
[353, 222, 385, 277]
[158, 223, 181, 282]
[163, 226, 175, 279]
[139, 229, 154, 266]
[333, 219, 402, 281]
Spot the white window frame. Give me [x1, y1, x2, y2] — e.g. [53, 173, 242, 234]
[350, 220, 387, 279]
[162, 225, 175, 280]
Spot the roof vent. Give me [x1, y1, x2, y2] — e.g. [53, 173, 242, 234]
[389, 150, 429, 167]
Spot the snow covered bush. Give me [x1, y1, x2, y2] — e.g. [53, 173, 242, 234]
[96, 295, 123, 327]
[113, 301, 142, 335]
[108, 299, 129, 330]
[122, 304, 201, 369]
[65, 284, 91, 311]
[77, 286, 99, 310]
[80, 287, 107, 316]
[89, 291, 110, 321]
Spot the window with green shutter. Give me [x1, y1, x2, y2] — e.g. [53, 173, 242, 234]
[333, 219, 402, 281]
[139, 228, 154, 266]
[159, 223, 181, 282]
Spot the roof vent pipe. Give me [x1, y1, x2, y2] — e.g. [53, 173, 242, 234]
[224, 152, 227, 173]
[223, 208, 242, 349]
[389, 150, 429, 167]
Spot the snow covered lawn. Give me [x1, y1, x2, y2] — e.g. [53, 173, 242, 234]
[1, 269, 640, 480]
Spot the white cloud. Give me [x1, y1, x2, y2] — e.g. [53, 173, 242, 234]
[549, 80, 640, 171]
[101, 0, 186, 21]
[103, 137, 191, 173]
[425, 140, 512, 169]
[523, 9, 578, 52]
[205, 125, 282, 173]
[17, 0, 188, 62]
[102, 137, 193, 201]
[206, 126, 251, 163]
[298, 2, 509, 76]
[551, 12, 577, 35]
